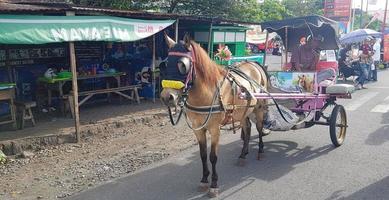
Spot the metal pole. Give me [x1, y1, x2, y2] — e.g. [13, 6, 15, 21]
[207, 22, 213, 56]
[285, 27, 288, 69]
[351, 4, 356, 31]
[360, 0, 363, 28]
[263, 31, 269, 66]
[66, 11, 80, 143]
[152, 34, 156, 103]
[382, 0, 389, 33]
[175, 19, 179, 42]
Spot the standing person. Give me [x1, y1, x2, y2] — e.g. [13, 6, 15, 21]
[358, 38, 372, 89]
[371, 37, 380, 81]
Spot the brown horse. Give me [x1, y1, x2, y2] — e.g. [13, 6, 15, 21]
[160, 34, 268, 197]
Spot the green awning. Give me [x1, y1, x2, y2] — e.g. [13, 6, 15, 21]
[0, 15, 175, 44]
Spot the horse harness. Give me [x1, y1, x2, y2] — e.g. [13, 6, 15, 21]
[167, 46, 264, 131]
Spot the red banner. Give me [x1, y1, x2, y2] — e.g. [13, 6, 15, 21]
[383, 34, 389, 62]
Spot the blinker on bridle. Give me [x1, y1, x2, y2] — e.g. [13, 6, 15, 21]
[164, 45, 197, 92]
[167, 51, 194, 75]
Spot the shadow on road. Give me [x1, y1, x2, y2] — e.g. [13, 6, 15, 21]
[365, 112, 389, 146]
[69, 137, 335, 200]
[338, 176, 389, 200]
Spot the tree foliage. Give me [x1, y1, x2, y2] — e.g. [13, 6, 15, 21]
[71, 0, 289, 22]
[352, 12, 382, 31]
[282, 0, 324, 17]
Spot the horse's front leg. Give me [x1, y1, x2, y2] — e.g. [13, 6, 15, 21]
[194, 130, 209, 192]
[238, 117, 251, 166]
[208, 127, 220, 197]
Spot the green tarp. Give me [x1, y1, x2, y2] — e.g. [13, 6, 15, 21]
[0, 15, 175, 44]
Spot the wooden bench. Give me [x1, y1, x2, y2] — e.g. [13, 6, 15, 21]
[65, 84, 141, 118]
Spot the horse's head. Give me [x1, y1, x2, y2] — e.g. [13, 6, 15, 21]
[160, 33, 194, 107]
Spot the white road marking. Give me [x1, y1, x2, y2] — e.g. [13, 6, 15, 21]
[344, 92, 379, 111]
[368, 86, 389, 89]
[371, 104, 389, 113]
[371, 95, 389, 113]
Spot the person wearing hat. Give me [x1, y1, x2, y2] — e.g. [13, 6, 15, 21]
[290, 35, 335, 82]
[291, 35, 321, 71]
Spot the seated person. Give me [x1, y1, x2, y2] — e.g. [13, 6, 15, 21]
[290, 35, 335, 83]
[272, 44, 281, 56]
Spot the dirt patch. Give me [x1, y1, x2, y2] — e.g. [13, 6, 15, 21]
[0, 109, 197, 200]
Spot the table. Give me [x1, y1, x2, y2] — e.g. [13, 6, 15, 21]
[0, 83, 16, 127]
[39, 72, 126, 107]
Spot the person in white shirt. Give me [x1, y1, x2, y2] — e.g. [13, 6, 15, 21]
[372, 37, 381, 81]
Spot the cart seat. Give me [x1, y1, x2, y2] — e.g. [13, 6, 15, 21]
[326, 84, 355, 94]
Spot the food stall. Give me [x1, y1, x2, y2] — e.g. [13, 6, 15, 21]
[0, 14, 175, 139]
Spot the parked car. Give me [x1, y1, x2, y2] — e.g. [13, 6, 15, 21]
[248, 40, 274, 53]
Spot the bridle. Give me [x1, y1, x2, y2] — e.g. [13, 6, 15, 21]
[165, 45, 225, 130]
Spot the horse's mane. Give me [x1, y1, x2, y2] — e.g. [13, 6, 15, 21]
[190, 41, 226, 85]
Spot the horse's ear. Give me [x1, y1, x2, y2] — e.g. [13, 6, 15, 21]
[183, 33, 192, 50]
[164, 32, 176, 49]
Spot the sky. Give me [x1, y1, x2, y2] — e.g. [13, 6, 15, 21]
[353, 0, 387, 11]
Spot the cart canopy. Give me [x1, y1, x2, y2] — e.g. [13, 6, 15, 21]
[260, 15, 339, 51]
[0, 15, 175, 44]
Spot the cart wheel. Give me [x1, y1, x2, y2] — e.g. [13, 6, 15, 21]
[329, 105, 347, 147]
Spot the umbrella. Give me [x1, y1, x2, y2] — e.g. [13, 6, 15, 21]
[340, 29, 382, 44]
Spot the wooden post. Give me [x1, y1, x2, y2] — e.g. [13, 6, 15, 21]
[66, 11, 80, 142]
[152, 34, 156, 103]
[175, 19, 179, 42]
[69, 42, 80, 143]
[263, 31, 269, 66]
[207, 22, 213, 56]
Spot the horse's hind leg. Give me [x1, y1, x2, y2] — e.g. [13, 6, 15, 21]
[194, 130, 209, 192]
[238, 117, 251, 165]
[254, 107, 265, 160]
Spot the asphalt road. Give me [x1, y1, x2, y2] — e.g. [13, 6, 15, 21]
[70, 69, 389, 200]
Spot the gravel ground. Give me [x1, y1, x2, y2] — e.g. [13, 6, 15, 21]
[0, 109, 197, 200]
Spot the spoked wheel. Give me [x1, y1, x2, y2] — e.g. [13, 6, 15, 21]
[329, 105, 347, 147]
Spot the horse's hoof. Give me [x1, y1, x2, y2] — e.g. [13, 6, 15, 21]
[208, 188, 219, 198]
[237, 158, 246, 167]
[198, 182, 209, 192]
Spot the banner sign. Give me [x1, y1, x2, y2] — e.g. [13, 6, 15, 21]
[384, 34, 389, 62]
[0, 15, 175, 44]
[324, 0, 352, 32]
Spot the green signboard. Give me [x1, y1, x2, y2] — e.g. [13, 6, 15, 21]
[0, 15, 175, 44]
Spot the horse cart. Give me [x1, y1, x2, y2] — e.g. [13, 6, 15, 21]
[159, 15, 354, 197]
[253, 15, 355, 147]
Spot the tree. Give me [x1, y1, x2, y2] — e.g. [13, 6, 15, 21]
[282, 0, 324, 17]
[71, 0, 289, 23]
[352, 11, 382, 31]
